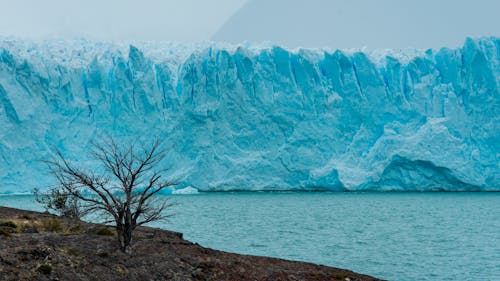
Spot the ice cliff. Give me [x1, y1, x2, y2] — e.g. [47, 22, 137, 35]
[0, 37, 498, 193]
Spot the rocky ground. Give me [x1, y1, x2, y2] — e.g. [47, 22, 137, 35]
[0, 206, 382, 281]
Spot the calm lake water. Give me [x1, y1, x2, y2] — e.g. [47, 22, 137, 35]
[1, 192, 499, 281]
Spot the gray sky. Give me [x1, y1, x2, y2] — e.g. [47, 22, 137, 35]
[0, 0, 247, 41]
[215, 0, 500, 49]
[0, 0, 498, 49]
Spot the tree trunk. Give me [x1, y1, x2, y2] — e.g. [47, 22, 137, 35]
[117, 224, 133, 254]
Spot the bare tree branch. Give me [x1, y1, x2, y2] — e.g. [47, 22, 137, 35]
[42, 137, 176, 254]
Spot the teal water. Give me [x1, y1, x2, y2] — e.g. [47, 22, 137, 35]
[1, 192, 499, 281]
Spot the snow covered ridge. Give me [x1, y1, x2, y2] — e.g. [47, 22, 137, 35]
[0, 37, 498, 193]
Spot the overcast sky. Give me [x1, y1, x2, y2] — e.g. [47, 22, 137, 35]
[214, 0, 500, 49]
[0, 0, 247, 41]
[0, 0, 499, 49]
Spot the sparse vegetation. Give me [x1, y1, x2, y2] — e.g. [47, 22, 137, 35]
[0, 216, 88, 236]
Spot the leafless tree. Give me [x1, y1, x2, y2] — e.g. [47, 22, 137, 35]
[44, 138, 176, 254]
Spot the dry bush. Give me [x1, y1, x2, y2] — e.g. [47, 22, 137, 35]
[39, 218, 63, 233]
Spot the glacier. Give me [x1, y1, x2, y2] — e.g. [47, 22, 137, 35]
[0, 37, 498, 193]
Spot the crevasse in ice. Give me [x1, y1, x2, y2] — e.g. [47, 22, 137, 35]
[0, 37, 498, 193]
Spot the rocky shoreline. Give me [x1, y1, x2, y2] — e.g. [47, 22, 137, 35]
[0, 206, 382, 281]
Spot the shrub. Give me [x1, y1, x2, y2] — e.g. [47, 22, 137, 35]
[36, 264, 52, 275]
[96, 250, 109, 258]
[40, 218, 63, 232]
[34, 188, 86, 219]
[66, 247, 82, 257]
[0, 228, 12, 237]
[96, 228, 116, 237]
[65, 224, 84, 234]
[17, 215, 32, 220]
[0, 221, 18, 228]
[20, 223, 39, 234]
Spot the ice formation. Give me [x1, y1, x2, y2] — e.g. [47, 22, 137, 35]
[0, 37, 498, 193]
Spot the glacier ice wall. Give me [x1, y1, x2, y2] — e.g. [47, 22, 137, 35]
[0, 37, 498, 193]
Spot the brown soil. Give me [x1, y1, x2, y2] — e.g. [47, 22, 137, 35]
[0, 206, 383, 281]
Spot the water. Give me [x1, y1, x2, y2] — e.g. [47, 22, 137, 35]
[1, 192, 499, 281]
